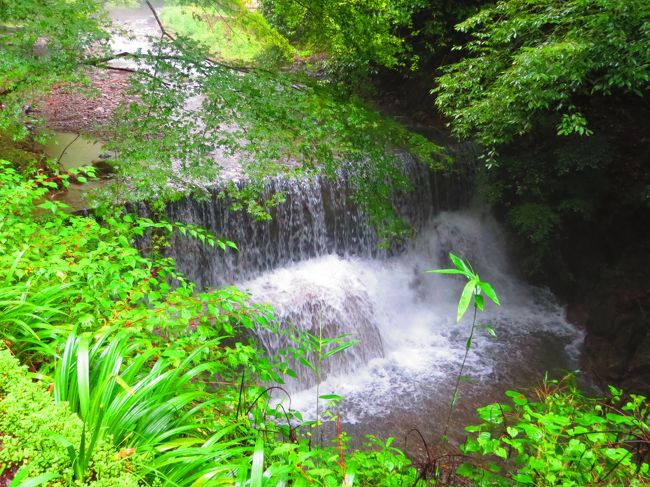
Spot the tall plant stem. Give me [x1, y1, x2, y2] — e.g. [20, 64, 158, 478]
[442, 291, 478, 442]
[316, 312, 323, 449]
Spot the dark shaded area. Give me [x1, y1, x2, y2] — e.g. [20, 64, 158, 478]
[493, 95, 650, 395]
[372, 58, 650, 395]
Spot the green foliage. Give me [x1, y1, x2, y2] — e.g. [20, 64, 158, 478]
[1, 0, 448, 240]
[260, 0, 428, 80]
[429, 252, 500, 323]
[0, 162, 279, 483]
[0, 0, 110, 140]
[52, 327, 265, 484]
[160, 1, 293, 66]
[435, 0, 650, 147]
[458, 378, 650, 486]
[347, 436, 421, 486]
[509, 203, 561, 245]
[0, 345, 140, 486]
[429, 253, 500, 442]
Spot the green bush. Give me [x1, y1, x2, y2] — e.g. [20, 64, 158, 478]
[458, 378, 650, 486]
[0, 346, 141, 486]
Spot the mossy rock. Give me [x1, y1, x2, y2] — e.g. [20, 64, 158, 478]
[0, 347, 142, 486]
[0, 134, 43, 174]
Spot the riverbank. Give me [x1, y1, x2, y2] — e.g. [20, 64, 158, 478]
[36, 69, 133, 137]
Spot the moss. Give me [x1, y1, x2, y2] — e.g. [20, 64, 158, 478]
[0, 347, 142, 486]
[0, 133, 42, 174]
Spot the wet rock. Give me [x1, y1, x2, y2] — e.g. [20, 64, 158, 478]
[580, 249, 650, 395]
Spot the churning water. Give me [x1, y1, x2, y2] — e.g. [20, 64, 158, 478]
[165, 159, 583, 445]
[242, 211, 583, 442]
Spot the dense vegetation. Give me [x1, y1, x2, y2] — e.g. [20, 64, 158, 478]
[1, 0, 649, 485]
[2, 161, 648, 485]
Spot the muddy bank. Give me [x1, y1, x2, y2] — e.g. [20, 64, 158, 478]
[36, 69, 133, 137]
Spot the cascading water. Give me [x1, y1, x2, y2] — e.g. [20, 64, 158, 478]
[164, 152, 473, 287]
[165, 153, 583, 445]
[241, 211, 583, 444]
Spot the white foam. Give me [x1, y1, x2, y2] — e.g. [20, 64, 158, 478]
[241, 210, 584, 425]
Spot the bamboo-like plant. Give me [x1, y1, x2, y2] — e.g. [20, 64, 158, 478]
[429, 252, 500, 441]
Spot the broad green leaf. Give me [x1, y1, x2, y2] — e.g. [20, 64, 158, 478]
[478, 281, 500, 306]
[506, 426, 519, 438]
[457, 281, 476, 322]
[512, 473, 534, 484]
[505, 390, 528, 406]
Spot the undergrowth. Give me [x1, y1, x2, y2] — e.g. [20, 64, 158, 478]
[0, 346, 140, 486]
[1, 160, 649, 485]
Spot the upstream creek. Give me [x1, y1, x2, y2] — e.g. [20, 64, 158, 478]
[41, 1, 585, 452]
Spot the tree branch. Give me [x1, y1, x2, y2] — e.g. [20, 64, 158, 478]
[92, 64, 172, 88]
[145, 0, 176, 42]
[144, 0, 252, 73]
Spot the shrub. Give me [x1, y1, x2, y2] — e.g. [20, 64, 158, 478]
[0, 345, 141, 486]
[458, 378, 650, 486]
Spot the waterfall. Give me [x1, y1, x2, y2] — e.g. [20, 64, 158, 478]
[163, 149, 583, 439]
[163, 151, 473, 287]
[242, 213, 583, 404]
